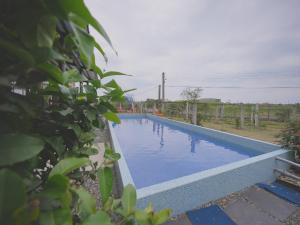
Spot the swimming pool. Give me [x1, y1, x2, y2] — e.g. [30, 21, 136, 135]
[112, 115, 261, 188]
[109, 114, 290, 215]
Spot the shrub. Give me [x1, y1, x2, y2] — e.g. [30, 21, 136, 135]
[279, 119, 300, 161]
[0, 1, 171, 224]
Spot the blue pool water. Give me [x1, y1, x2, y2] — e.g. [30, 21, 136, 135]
[112, 116, 261, 189]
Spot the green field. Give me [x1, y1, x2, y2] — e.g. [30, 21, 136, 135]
[201, 120, 284, 143]
[166, 116, 285, 144]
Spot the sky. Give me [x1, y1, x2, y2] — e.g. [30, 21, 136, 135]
[85, 0, 300, 103]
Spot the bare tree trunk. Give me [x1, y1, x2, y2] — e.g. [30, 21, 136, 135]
[192, 103, 197, 125]
[185, 102, 189, 121]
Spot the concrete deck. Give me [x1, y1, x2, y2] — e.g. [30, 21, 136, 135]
[163, 185, 299, 225]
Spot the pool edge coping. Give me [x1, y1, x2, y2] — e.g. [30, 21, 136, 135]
[136, 148, 287, 198]
[108, 121, 135, 186]
[146, 113, 280, 148]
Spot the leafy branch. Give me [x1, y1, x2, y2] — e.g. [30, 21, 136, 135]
[0, 0, 171, 224]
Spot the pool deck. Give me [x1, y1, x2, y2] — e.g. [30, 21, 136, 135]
[163, 184, 300, 225]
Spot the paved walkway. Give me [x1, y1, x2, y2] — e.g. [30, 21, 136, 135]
[164, 185, 299, 225]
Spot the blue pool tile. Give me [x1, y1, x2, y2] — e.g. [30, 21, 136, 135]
[257, 182, 300, 205]
[113, 116, 261, 188]
[186, 205, 236, 225]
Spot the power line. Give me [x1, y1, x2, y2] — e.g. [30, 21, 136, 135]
[166, 85, 300, 89]
[132, 85, 157, 94]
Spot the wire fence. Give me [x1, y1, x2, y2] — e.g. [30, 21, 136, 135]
[116, 100, 300, 127]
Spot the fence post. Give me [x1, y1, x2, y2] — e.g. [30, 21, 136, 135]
[192, 103, 197, 125]
[153, 102, 157, 113]
[267, 104, 270, 121]
[255, 104, 259, 127]
[215, 104, 219, 120]
[250, 105, 254, 126]
[220, 104, 224, 119]
[161, 102, 165, 113]
[186, 101, 189, 121]
[240, 103, 244, 129]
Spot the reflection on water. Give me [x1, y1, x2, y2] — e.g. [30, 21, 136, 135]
[152, 120, 201, 153]
[113, 117, 261, 188]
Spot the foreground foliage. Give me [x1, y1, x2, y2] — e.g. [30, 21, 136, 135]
[0, 0, 171, 224]
[280, 119, 300, 161]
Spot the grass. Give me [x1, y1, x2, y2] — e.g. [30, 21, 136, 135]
[201, 120, 284, 144]
[166, 116, 285, 144]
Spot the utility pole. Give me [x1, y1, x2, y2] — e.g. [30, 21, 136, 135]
[158, 85, 161, 100]
[162, 72, 166, 101]
[161, 72, 166, 112]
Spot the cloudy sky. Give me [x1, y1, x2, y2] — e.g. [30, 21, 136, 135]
[86, 0, 300, 103]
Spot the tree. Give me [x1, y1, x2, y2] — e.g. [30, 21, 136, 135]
[181, 87, 202, 103]
[0, 1, 171, 225]
[181, 88, 202, 124]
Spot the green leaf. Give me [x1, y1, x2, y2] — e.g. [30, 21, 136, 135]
[40, 208, 72, 225]
[49, 0, 114, 48]
[84, 109, 97, 122]
[79, 132, 95, 143]
[38, 63, 64, 84]
[102, 71, 129, 78]
[70, 21, 95, 68]
[49, 157, 90, 177]
[144, 202, 154, 214]
[90, 79, 101, 88]
[37, 15, 57, 48]
[49, 49, 69, 61]
[42, 174, 72, 207]
[104, 148, 120, 162]
[43, 174, 69, 196]
[94, 42, 108, 63]
[121, 184, 137, 216]
[58, 84, 71, 95]
[0, 169, 26, 224]
[68, 124, 81, 137]
[134, 210, 150, 225]
[123, 220, 135, 225]
[103, 112, 120, 124]
[84, 85, 97, 96]
[82, 211, 113, 225]
[0, 134, 44, 166]
[83, 147, 98, 156]
[59, 107, 74, 116]
[152, 209, 172, 225]
[0, 37, 35, 65]
[98, 167, 113, 204]
[104, 79, 121, 90]
[91, 64, 103, 77]
[73, 187, 96, 220]
[62, 69, 86, 84]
